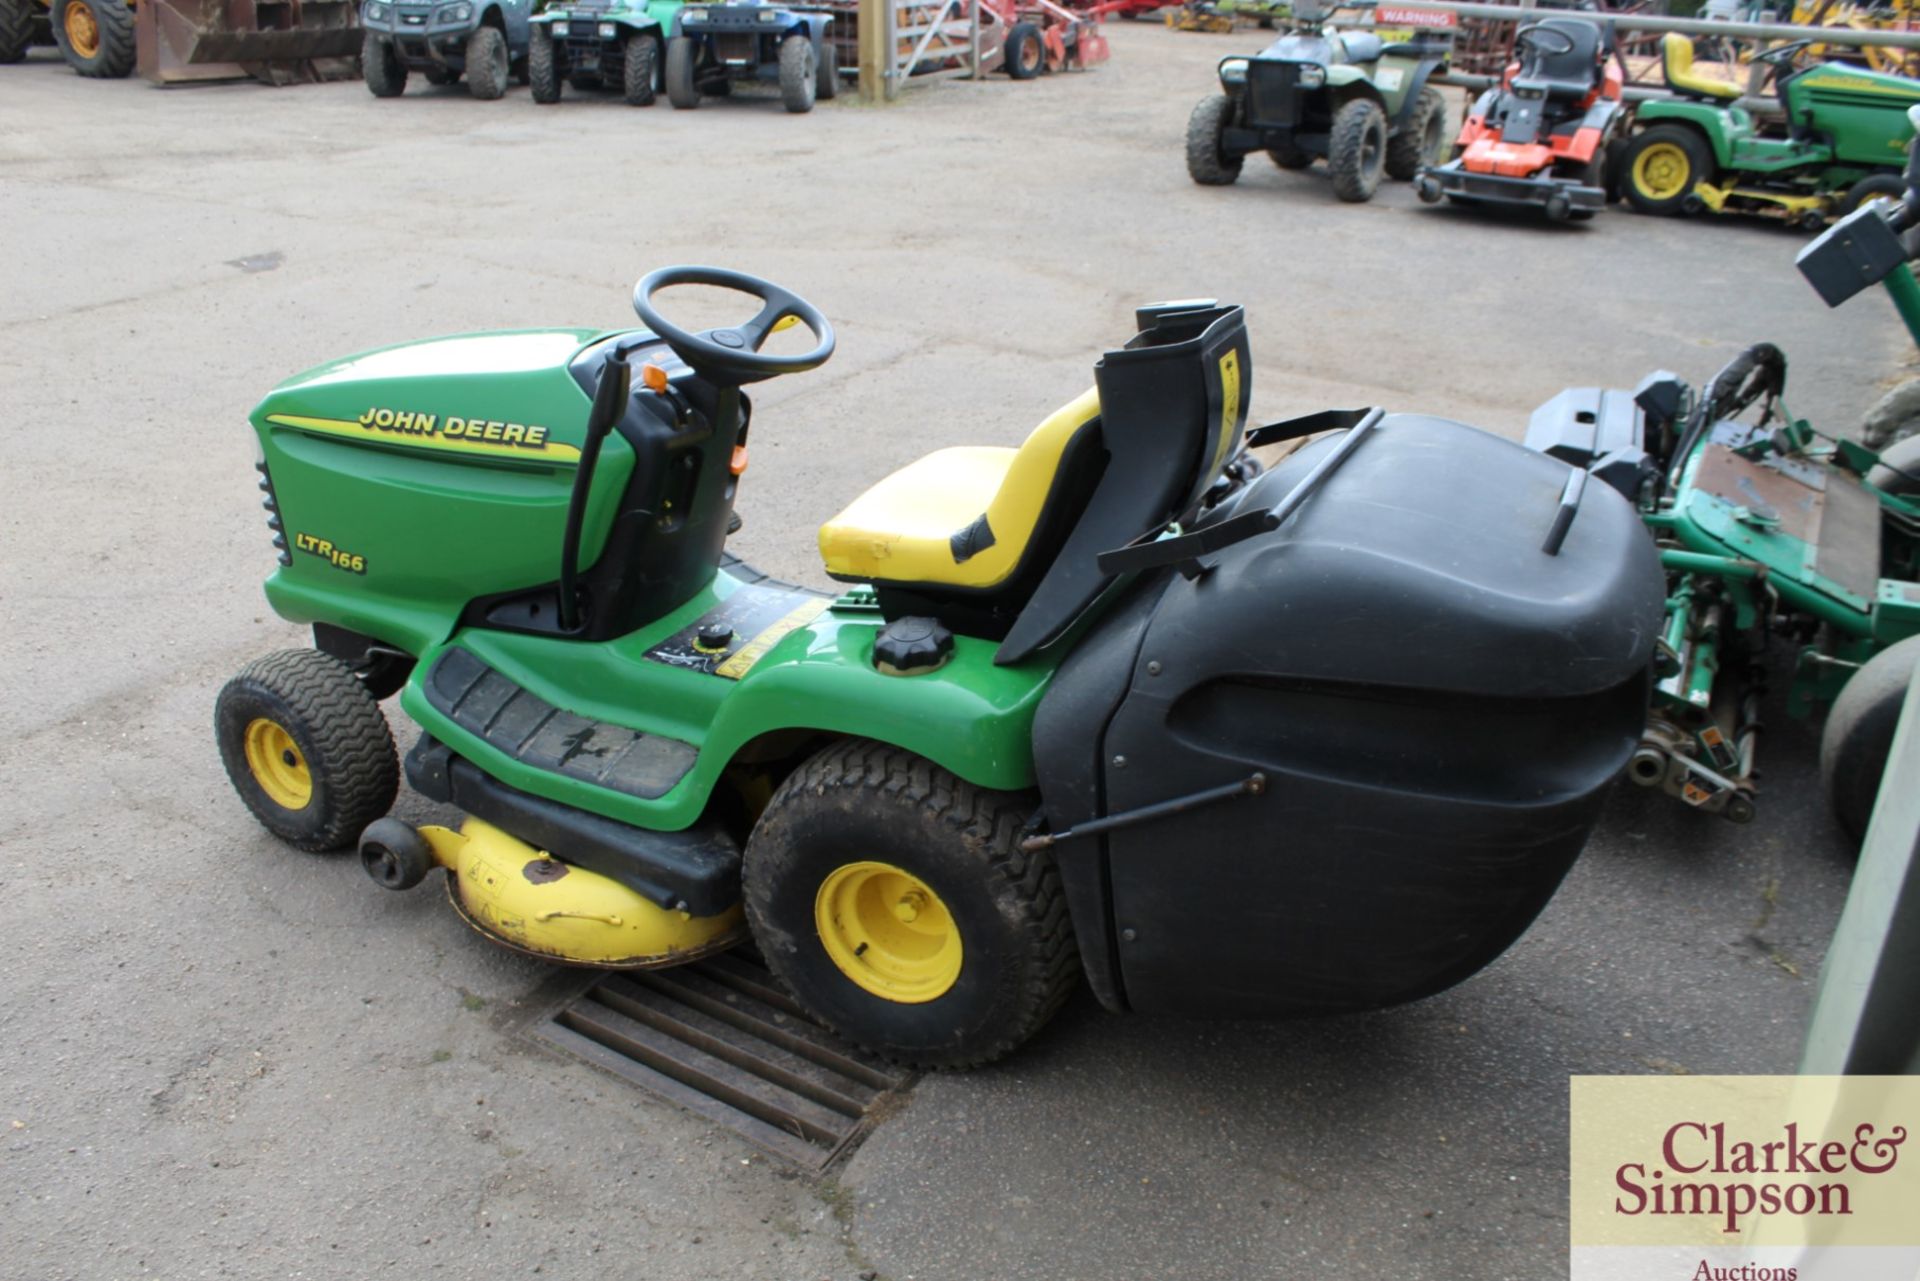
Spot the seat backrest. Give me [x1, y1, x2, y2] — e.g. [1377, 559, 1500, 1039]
[1662, 32, 1741, 101]
[1514, 17, 1601, 97]
[995, 303, 1251, 664]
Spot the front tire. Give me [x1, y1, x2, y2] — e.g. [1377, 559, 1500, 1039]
[464, 23, 509, 99]
[1185, 93, 1242, 186]
[1004, 20, 1043, 79]
[1327, 96, 1388, 202]
[665, 34, 700, 108]
[777, 32, 815, 113]
[52, 0, 134, 77]
[1385, 87, 1447, 181]
[743, 741, 1079, 1069]
[529, 25, 561, 102]
[216, 650, 399, 853]
[622, 31, 657, 105]
[1821, 634, 1920, 843]
[1622, 124, 1711, 216]
[364, 32, 408, 97]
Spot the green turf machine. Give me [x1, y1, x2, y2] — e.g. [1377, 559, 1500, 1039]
[218, 266, 1662, 1066]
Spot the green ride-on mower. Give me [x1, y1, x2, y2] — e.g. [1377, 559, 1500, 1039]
[664, 1, 835, 113]
[217, 266, 1663, 1067]
[1621, 33, 1920, 229]
[1525, 109, 1920, 837]
[528, 0, 681, 104]
[1185, 21, 1452, 203]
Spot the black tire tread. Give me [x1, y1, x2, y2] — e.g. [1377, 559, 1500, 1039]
[777, 32, 813, 113]
[623, 31, 657, 105]
[1327, 96, 1387, 202]
[57, 0, 134, 77]
[529, 25, 560, 102]
[665, 33, 698, 108]
[1385, 86, 1445, 182]
[364, 31, 408, 97]
[1185, 92, 1242, 186]
[1819, 634, 1920, 843]
[465, 23, 508, 99]
[1004, 20, 1042, 80]
[744, 739, 1078, 1070]
[0, 0, 33, 64]
[1621, 123, 1711, 216]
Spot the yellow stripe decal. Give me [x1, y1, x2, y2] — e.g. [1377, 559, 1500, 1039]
[714, 599, 830, 680]
[266, 412, 582, 464]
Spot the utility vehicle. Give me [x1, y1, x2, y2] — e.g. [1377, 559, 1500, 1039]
[217, 266, 1662, 1066]
[1186, 24, 1452, 202]
[528, 0, 680, 103]
[360, 0, 533, 98]
[665, 1, 834, 112]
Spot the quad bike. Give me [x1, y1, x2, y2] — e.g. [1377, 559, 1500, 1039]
[1619, 34, 1920, 228]
[360, 0, 534, 99]
[528, 0, 680, 104]
[217, 266, 1662, 1067]
[1524, 107, 1920, 837]
[665, 1, 835, 112]
[1186, 22, 1453, 203]
[1414, 14, 1625, 221]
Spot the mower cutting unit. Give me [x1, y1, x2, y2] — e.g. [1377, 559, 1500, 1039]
[1187, 20, 1452, 202]
[1415, 14, 1624, 220]
[665, 0, 834, 111]
[360, 0, 533, 98]
[1526, 114, 1920, 835]
[529, 0, 681, 104]
[1621, 35, 1920, 228]
[218, 265, 1662, 1067]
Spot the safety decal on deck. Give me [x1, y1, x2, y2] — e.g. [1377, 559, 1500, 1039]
[645, 588, 828, 680]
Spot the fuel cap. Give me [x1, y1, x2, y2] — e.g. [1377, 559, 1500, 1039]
[873, 616, 954, 676]
[694, 622, 734, 653]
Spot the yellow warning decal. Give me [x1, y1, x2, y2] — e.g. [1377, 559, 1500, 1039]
[715, 599, 830, 680]
[266, 409, 581, 464]
[1211, 348, 1243, 477]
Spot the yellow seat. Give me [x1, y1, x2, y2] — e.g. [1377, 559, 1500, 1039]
[818, 386, 1102, 590]
[1662, 33, 1742, 102]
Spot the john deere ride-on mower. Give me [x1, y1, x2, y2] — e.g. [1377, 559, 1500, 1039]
[1186, 23, 1452, 203]
[1525, 109, 1920, 836]
[218, 265, 1663, 1066]
[1620, 34, 1920, 228]
[1414, 14, 1626, 221]
[527, 0, 680, 104]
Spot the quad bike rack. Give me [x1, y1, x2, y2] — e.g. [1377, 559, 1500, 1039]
[135, 0, 360, 84]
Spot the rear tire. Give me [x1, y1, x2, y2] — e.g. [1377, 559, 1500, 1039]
[1384, 87, 1446, 182]
[363, 32, 408, 97]
[1185, 93, 1242, 186]
[529, 25, 561, 102]
[0, 0, 34, 64]
[464, 23, 508, 99]
[777, 32, 815, 113]
[622, 31, 657, 105]
[743, 741, 1079, 1070]
[666, 34, 699, 108]
[1839, 172, 1906, 218]
[52, 0, 133, 77]
[1004, 20, 1043, 79]
[216, 650, 399, 853]
[1327, 96, 1388, 202]
[1821, 635, 1920, 843]
[1867, 433, 1920, 494]
[816, 36, 838, 99]
[1622, 124, 1711, 216]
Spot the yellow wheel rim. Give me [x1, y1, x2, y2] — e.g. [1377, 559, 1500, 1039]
[1632, 141, 1693, 202]
[814, 861, 962, 1004]
[63, 0, 100, 58]
[243, 717, 313, 811]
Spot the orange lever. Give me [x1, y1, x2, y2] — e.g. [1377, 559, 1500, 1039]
[730, 445, 749, 476]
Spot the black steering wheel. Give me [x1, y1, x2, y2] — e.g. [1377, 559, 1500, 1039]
[1513, 23, 1577, 56]
[632, 265, 835, 386]
[1753, 38, 1812, 67]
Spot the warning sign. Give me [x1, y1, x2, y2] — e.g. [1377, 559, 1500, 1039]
[1376, 5, 1457, 27]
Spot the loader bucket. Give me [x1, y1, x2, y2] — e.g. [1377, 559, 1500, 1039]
[137, 0, 361, 85]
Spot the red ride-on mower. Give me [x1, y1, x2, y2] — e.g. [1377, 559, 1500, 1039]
[1415, 16, 1625, 221]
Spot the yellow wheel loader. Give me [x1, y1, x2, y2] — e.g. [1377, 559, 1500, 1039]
[0, 0, 136, 76]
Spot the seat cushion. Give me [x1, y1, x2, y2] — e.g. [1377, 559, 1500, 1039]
[819, 387, 1101, 590]
[1662, 32, 1741, 101]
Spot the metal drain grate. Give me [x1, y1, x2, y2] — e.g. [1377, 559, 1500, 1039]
[529, 951, 915, 1169]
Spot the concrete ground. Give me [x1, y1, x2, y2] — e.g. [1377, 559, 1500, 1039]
[0, 19, 1903, 1281]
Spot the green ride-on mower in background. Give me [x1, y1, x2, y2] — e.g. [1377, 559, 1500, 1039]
[528, 0, 681, 104]
[1185, 17, 1452, 203]
[1621, 34, 1920, 229]
[665, 1, 835, 112]
[217, 265, 1664, 1067]
[1525, 105, 1920, 838]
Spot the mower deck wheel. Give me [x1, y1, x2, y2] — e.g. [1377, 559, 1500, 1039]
[665, 34, 699, 108]
[1185, 93, 1242, 186]
[364, 32, 408, 97]
[216, 649, 399, 852]
[361, 818, 435, 891]
[1820, 633, 1920, 844]
[742, 740, 1080, 1070]
[777, 32, 815, 113]
[1623, 125, 1711, 216]
[1, 0, 36, 63]
[1004, 20, 1043, 80]
[529, 26, 561, 102]
[1385, 88, 1446, 182]
[623, 31, 658, 105]
[464, 23, 509, 99]
[1327, 96, 1388, 203]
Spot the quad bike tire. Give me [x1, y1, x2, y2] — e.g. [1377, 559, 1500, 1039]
[816, 37, 837, 100]
[1622, 124, 1711, 216]
[1186, 93, 1242, 186]
[52, 0, 133, 77]
[216, 649, 399, 853]
[1268, 141, 1315, 171]
[529, 26, 561, 102]
[0, 0, 33, 64]
[1327, 96, 1388, 203]
[1004, 20, 1043, 80]
[623, 31, 657, 105]
[665, 34, 699, 108]
[465, 24, 509, 99]
[1385, 87, 1446, 183]
[364, 32, 408, 97]
[777, 32, 814, 113]
[742, 740, 1080, 1070]
[1821, 633, 1920, 843]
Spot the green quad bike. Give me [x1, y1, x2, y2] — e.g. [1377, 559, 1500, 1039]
[528, 0, 681, 103]
[1621, 33, 1920, 228]
[1186, 23, 1453, 203]
[1526, 110, 1920, 837]
[217, 266, 1664, 1066]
